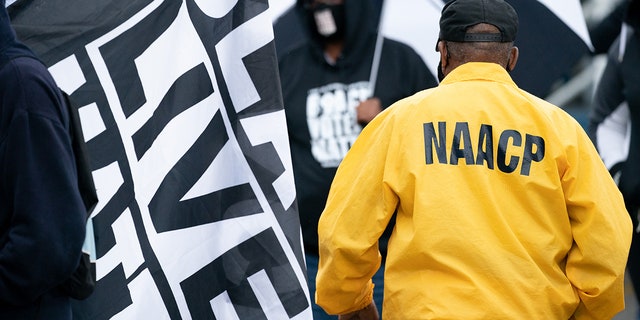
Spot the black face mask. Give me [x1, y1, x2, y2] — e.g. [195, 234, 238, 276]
[307, 3, 346, 43]
[437, 60, 445, 82]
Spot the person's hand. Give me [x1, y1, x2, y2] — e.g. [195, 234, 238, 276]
[338, 301, 379, 320]
[356, 97, 382, 125]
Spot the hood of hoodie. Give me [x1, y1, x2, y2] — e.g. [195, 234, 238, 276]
[296, 0, 377, 68]
[0, 1, 37, 66]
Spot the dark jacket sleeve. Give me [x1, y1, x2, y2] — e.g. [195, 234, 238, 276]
[0, 58, 86, 305]
[588, 38, 626, 145]
[375, 38, 438, 109]
[587, 36, 631, 183]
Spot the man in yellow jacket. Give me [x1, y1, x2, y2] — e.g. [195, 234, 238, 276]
[315, 0, 633, 319]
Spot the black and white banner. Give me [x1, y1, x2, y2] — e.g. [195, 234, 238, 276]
[9, 0, 311, 319]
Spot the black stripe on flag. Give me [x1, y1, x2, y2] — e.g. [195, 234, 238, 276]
[9, 0, 311, 318]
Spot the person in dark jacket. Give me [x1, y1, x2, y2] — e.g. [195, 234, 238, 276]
[0, 2, 87, 319]
[275, 0, 437, 318]
[588, 0, 640, 318]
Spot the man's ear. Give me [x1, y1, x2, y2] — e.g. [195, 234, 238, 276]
[507, 46, 519, 72]
[437, 41, 448, 70]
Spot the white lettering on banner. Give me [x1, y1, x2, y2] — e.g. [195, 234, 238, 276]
[46, 0, 311, 319]
[306, 81, 370, 168]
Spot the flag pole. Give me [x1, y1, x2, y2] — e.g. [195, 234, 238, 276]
[368, 0, 388, 97]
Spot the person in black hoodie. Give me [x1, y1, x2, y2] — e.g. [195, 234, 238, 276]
[0, 2, 86, 319]
[588, 0, 640, 317]
[275, 0, 437, 318]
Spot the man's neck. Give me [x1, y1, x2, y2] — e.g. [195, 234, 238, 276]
[323, 41, 344, 64]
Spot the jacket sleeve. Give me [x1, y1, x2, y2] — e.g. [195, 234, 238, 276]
[376, 38, 437, 109]
[315, 110, 398, 315]
[588, 38, 630, 172]
[402, 43, 438, 94]
[0, 62, 86, 305]
[563, 126, 633, 319]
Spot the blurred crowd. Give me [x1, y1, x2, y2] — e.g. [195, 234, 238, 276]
[555, 0, 626, 124]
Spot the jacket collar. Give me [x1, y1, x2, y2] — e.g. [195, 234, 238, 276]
[440, 62, 517, 88]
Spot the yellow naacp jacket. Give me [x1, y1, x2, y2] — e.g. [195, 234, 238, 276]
[316, 63, 632, 320]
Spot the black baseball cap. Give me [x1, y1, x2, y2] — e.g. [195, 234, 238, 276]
[436, 0, 519, 51]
